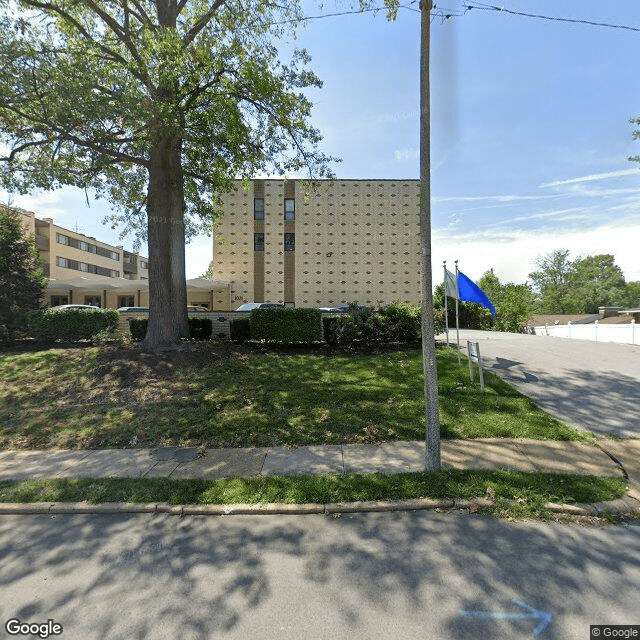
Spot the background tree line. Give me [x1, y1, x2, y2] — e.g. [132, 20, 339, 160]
[435, 249, 640, 333]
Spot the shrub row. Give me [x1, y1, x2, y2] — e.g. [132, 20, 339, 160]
[325, 302, 423, 347]
[250, 307, 323, 343]
[27, 308, 119, 343]
[128, 317, 213, 342]
[229, 303, 433, 347]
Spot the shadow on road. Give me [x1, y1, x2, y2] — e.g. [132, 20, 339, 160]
[1, 511, 639, 639]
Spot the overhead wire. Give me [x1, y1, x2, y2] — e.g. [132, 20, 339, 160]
[460, 1, 640, 33]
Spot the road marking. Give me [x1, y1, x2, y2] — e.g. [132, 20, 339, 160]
[459, 598, 553, 639]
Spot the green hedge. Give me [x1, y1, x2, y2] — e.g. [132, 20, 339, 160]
[380, 302, 422, 342]
[129, 317, 213, 342]
[128, 318, 147, 341]
[229, 317, 251, 342]
[28, 308, 119, 343]
[250, 307, 322, 343]
[326, 303, 423, 348]
[322, 316, 340, 345]
[188, 318, 213, 340]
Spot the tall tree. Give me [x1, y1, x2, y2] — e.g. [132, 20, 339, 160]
[0, 206, 47, 340]
[528, 249, 574, 313]
[0, 0, 336, 350]
[530, 250, 627, 314]
[478, 270, 536, 332]
[568, 254, 626, 314]
[622, 281, 640, 308]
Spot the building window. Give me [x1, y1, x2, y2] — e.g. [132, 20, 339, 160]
[56, 256, 118, 277]
[254, 198, 265, 220]
[55, 233, 119, 260]
[284, 233, 295, 252]
[140, 260, 148, 270]
[84, 295, 101, 307]
[284, 198, 295, 221]
[254, 232, 265, 251]
[118, 296, 135, 307]
[50, 296, 68, 307]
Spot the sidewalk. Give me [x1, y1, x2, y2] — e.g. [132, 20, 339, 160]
[1, 438, 640, 516]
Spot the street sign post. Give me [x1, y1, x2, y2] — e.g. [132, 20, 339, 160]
[467, 340, 485, 390]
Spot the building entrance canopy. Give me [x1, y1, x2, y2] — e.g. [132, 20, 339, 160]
[45, 276, 232, 310]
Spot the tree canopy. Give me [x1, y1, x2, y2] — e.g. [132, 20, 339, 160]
[0, 206, 47, 340]
[0, 0, 338, 349]
[529, 249, 628, 314]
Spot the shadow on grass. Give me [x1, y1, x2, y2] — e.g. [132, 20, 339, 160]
[0, 345, 586, 450]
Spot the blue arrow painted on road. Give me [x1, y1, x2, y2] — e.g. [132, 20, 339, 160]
[459, 598, 553, 639]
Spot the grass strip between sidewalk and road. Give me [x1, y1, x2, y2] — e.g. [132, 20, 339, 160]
[0, 470, 627, 520]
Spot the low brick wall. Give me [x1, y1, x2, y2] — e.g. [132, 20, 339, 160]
[117, 311, 254, 340]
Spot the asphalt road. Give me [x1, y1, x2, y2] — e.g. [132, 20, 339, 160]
[2, 511, 640, 640]
[441, 330, 640, 438]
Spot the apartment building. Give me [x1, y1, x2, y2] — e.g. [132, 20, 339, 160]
[210, 179, 422, 308]
[11, 206, 231, 310]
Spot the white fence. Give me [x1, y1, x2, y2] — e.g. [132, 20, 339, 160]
[530, 321, 640, 346]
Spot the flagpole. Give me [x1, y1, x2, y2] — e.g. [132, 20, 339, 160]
[455, 259, 461, 363]
[443, 260, 449, 347]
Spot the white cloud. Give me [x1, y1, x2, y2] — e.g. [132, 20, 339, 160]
[432, 220, 640, 285]
[434, 194, 562, 204]
[541, 168, 640, 188]
[394, 147, 419, 162]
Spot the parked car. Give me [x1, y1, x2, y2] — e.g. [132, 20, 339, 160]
[51, 304, 103, 311]
[235, 302, 285, 311]
[187, 305, 209, 312]
[116, 307, 149, 313]
[318, 304, 369, 313]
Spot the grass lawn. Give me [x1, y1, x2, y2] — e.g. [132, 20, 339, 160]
[0, 342, 586, 450]
[0, 471, 627, 520]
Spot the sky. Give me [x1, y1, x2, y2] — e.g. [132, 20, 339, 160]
[3, 0, 640, 285]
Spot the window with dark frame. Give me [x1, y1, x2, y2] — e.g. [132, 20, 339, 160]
[284, 198, 295, 220]
[284, 232, 295, 252]
[254, 198, 265, 220]
[254, 232, 265, 251]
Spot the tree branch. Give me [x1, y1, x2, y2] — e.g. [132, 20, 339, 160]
[182, 0, 229, 46]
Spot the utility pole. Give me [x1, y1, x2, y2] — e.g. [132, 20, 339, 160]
[420, 0, 441, 469]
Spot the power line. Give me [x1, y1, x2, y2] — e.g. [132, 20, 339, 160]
[260, 1, 640, 32]
[460, 2, 640, 33]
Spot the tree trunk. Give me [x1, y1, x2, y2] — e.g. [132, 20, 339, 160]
[143, 135, 182, 351]
[170, 139, 189, 339]
[144, 0, 186, 349]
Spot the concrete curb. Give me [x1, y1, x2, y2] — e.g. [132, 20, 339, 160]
[1, 496, 638, 517]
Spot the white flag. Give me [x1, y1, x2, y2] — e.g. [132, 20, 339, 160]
[444, 269, 459, 299]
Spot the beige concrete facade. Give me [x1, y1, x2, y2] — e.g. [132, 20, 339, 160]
[211, 179, 422, 308]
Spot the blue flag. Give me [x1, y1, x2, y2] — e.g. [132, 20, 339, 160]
[457, 271, 496, 316]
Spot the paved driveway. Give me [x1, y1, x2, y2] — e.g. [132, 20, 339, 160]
[439, 330, 640, 438]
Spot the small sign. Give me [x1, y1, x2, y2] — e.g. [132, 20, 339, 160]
[467, 341, 485, 390]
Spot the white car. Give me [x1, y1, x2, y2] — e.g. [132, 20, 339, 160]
[51, 304, 103, 311]
[235, 302, 284, 311]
